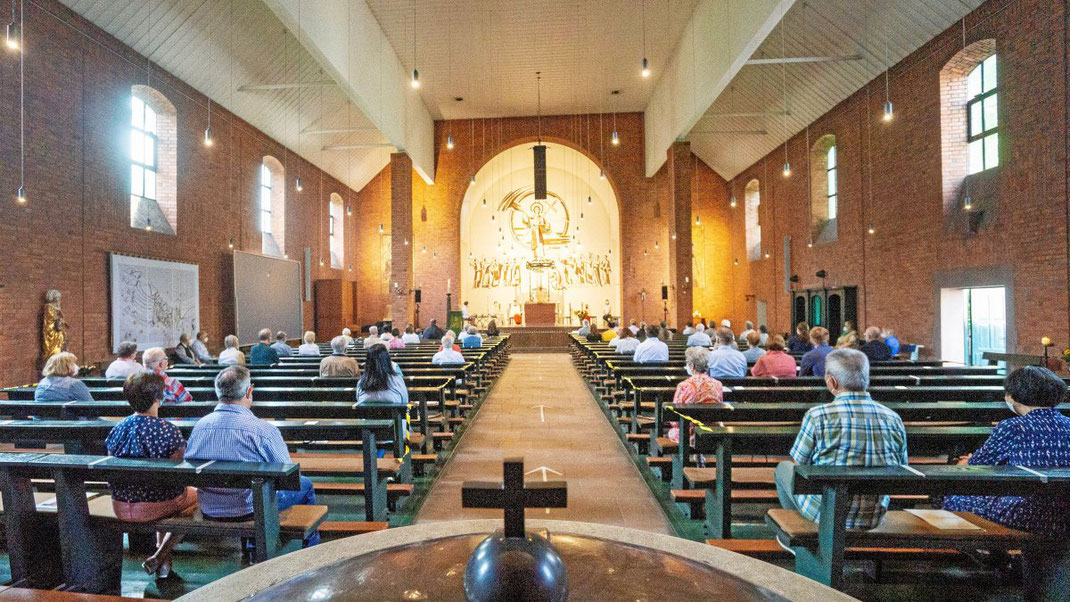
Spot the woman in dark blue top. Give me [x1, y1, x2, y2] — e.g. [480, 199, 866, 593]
[944, 366, 1070, 535]
[106, 372, 197, 579]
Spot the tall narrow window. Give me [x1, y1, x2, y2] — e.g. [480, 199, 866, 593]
[826, 144, 838, 220]
[130, 86, 176, 234]
[260, 156, 286, 256]
[329, 193, 344, 268]
[744, 180, 761, 261]
[810, 134, 837, 243]
[966, 54, 998, 174]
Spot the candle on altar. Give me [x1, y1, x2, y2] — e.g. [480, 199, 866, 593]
[448, 278, 451, 293]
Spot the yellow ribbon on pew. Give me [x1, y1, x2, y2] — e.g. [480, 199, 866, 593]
[665, 406, 716, 433]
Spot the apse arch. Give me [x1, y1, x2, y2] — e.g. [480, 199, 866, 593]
[460, 142, 621, 326]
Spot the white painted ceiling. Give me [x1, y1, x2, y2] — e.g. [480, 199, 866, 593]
[689, 0, 986, 180]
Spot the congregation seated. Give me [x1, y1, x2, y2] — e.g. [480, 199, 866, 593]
[105, 340, 143, 379]
[860, 326, 892, 362]
[249, 328, 280, 365]
[462, 326, 483, 348]
[574, 319, 592, 337]
[628, 320, 640, 335]
[837, 320, 858, 347]
[185, 366, 320, 550]
[401, 324, 422, 345]
[658, 321, 673, 341]
[106, 371, 197, 579]
[708, 327, 747, 379]
[799, 327, 833, 377]
[601, 321, 618, 342]
[667, 347, 725, 443]
[750, 335, 797, 378]
[585, 324, 602, 342]
[681, 322, 695, 336]
[719, 319, 739, 348]
[739, 320, 757, 341]
[787, 322, 813, 354]
[271, 331, 293, 357]
[837, 331, 860, 350]
[686, 323, 712, 347]
[614, 327, 639, 355]
[297, 331, 319, 356]
[485, 320, 500, 337]
[191, 331, 214, 363]
[143, 347, 192, 403]
[356, 344, 409, 408]
[633, 325, 669, 363]
[883, 328, 901, 356]
[775, 349, 908, 529]
[388, 328, 405, 349]
[319, 336, 360, 378]
[218, 335, 246, 365]
[35, 351, 93, 401]
[341, 328, 355, 348]
[363, 326, 382, 349]
[944, 366, 1070, 535]
[433, 333, 465, 364]
[173, 333, 201, 365]
[758, 324, 769, 346]
[741, 332, 765, 363]
[422, 319, 446, 341]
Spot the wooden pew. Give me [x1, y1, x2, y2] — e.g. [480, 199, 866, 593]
[769, 464, 1070, 596]
[0, 452, 323, 593]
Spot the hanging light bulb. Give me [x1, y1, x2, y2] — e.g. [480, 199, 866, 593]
[410, 68, 420, 88]
[5, 22, 18, 52]
[671, 232, 677, 240]
[227, 237, 234, 249]
[695, 215, 701, 226]
[203, 126, 213, 147]
[734, 258, 739, 266]
[963, 192, 973, 211]
[764, 252, 771, 259]
[15, 185, 26, 205]
[868, 223, 876, 235]
[654, 240, 659, 249]
[378, 223, 384, 234]
[783, 161, 792, 177]
[319, 258, 325, 266]
[599, 170, 605, 180]
[421, 245, 426, 254]
[883, 100, 894, 122]
[446, 134, 454, 150]
[641, 57, 650, 78]
[294, 176, 303, 192]
[807, 237, 813, 248]
[404, 238, 409, 246]
[482, 198, 487, 208]
[145, 219, 153, 232]
[346, 204, 352, 216]
[729, 195, 737, 208]
[611, 130, 620, 145]
[587, 195, 592, 205]
[470, 174, 476, 184]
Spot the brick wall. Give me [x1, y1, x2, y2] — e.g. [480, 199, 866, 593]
[716, 0, 1069, 357]
[0, 0, 361, 386]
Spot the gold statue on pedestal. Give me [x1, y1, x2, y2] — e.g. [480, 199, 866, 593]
[42, 289, 68, 359]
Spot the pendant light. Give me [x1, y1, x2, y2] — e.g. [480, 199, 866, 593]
[228, 237, 234, 249]
[409, 1, 420, 88]
[446, 134, 454, 150]
[13, 0, 24, 205]
[882, 38, 893, 122]
[780, 5, 790, 178]
[204, 98, 214, 147]
[4, 0, 17, 52]
[729, 178, 737, 208]
[867, 223, 876, 235]
[640, 1, 650, 78]
[610, 93, 620, 145]
[807, 237, 814, 248]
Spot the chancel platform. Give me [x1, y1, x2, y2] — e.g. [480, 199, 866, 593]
[499, 326, 574, 352]
[179, 520, 853, 601]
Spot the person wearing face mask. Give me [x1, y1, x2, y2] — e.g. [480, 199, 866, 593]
[774, 349, 907, 531]
[666, 347, 725, 443]
[35, 352, 93, 401]
[943, 366, 1070, 535]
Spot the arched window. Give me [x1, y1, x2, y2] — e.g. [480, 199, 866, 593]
[940, 39, 997, 216]
[966, 55, 998, 174]
[329, 193, 344, 269]
[260, 156, 285, 256]
[744, 179, 761, 261]
[130, 86, 176, 234]
[809, 134, 837, 243]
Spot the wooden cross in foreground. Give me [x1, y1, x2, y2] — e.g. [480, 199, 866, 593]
[461, 457, 568, 538]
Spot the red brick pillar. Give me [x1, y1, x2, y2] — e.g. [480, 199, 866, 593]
[390, 153, 415, 325]
[666, 142, 694, 329]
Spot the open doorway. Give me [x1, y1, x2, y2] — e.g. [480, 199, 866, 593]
[940, 286, 1006, 365]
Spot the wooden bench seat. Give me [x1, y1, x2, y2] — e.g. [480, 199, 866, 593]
[313, 482, 414, 511]
[318, 521, 390, 536]
[290, 453, 401, 475]
[705, 538, 962, 561]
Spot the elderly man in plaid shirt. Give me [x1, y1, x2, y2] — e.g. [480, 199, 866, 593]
[775, 348, 908, 531]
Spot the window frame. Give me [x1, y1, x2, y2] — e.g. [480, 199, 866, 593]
[259, 162, 273, 234]
[130, 96, 159, 203]
[965, 56, 998, 173]
[826, 144, 838, 221]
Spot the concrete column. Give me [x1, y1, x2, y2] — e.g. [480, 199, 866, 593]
[666, 141, 694, 328]
[389, 153, 414, 326]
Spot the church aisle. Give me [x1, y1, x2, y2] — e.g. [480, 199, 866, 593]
[416, 353, 672, 534]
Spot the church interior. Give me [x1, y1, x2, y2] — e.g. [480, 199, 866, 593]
[0, 0, 1068, 600]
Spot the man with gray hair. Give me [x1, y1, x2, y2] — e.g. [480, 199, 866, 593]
[860, 326, 893, 362]
[362, 325, 381, 349]
[248, 328, 279, 365]
[185, 365, 320, 550]
[686, 322, 712, 347]
[320, 336, 360, 378]
[774, 348, 908, 534]
[271, 331, 293, 357]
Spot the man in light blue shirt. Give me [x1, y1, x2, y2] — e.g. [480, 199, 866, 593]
[686, 323, 712, 347]
[633, 325, 669, 363]
[800, 327, 834, 377]
[707, 327, 747, 378]
[271, 331, 293, 357]
[185, 366, 319, 547]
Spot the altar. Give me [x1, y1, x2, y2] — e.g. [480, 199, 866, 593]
[524, 302, 556, 326]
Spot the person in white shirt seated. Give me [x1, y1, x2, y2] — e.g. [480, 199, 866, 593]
[615, 328, 639, 354]
[574, 319, 591, 337]
[682, 323, 696, 336]
[457, 327, 470, 343]
[401, 324, 422, 345]
[106, 341, 143, 379]
[217, 335, 246, 366]
[432, 334, 465, 365]
[297, 331, 320, 356]
[758, 325, 769, 346]
[341, 328, 354, 349]
[271, 331, 293, 357]
[363, 326, 381, 349]
[628, 320, 640, 335]
[739, 321, 756, 341]
[633, 325, 670, 363]
[608, 329, 623, 348]
[686, 323, 712, 347]
[190, 332, 213, 363]
[708, 327, 748, 378]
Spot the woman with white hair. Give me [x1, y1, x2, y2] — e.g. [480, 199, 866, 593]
[142, 347, 192, 404]
[462, 325, 483, 349]
[433, 333, 465, 365]
[667, 347, 724, 443]
[217, 335, 246, 366]
[297, 331, 319, 355]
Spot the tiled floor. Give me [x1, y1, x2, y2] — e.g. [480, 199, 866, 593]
[416, 353, 672, 534]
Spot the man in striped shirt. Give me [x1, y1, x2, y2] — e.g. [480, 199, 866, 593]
[185, 365, 320, 549]
[775, 348, 908, 529]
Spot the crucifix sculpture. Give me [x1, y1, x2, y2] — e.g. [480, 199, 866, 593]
[460, 458, 569, 602]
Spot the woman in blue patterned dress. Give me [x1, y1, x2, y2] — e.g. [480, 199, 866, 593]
[106, 371, 197, 579]
[944, 366, 1070, 534]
